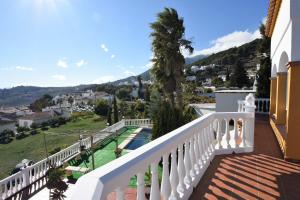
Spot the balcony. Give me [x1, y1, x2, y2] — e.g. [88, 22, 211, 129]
[69, 95, 300, 200]
[1, 96, 299, 200]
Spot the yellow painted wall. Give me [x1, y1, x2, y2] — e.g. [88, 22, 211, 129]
[270, 78, 277, 116]
[285, 62, 300, 160]
[275, 73, 287, 124]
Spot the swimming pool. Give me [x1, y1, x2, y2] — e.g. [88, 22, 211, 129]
[125, 128, 152, 150]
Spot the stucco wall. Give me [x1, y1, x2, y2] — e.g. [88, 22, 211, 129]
[271, 0, 300, 77]
[215, 91, 255, 112]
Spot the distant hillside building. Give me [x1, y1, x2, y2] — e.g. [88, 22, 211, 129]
[18, 112, 54, 128]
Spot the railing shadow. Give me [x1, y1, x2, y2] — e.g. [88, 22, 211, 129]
[193, 153, 300, 200]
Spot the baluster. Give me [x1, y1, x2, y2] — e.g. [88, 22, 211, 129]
[116, 187, 124, 200]
[242, 120, 246, 147]
[225, 119, 231, 148]
[137, 172, 145, 200]
[234, 119, 239, 148]
[161, 154, 171, 200]
[209, 122, 215, 152]
[203, 128, 210, 159]
[170, 149, 179, 199]
[183, 140, 191, 188]
[217, 120, 222, 149]
[199, 131, 207, 165]
[0, 183, 3, 200]
[150, 162, 160, 200]
[4, 182, 8, 199]
[193, 133, 200, 174]
[9, 181, 12, 195]
[197, 132, 204, 167]
[189, 138, 196, 180]
[177, 144, 185, 194]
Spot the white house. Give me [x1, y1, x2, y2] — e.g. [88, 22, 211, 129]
[18, 112, 54, 128]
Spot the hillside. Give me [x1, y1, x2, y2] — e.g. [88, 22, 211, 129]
[188, 39, 262, 68]
[0, 39, 263, 107]
[0, 85, 91, 107]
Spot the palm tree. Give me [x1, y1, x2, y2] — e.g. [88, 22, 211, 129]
[150, 8, 193, 109]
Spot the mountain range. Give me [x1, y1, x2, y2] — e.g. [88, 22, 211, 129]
[0, 39, 262, 107]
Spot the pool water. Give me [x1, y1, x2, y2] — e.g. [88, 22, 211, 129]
[125, 128, 152, 150]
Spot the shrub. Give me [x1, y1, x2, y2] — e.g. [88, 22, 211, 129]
[17, 126, 30, 133]
[41, 127, 49, 131]
[0, 129, 14, 144]
[30, 130, 39, 135]
[16, 133, 27, 140]
[49, 147, 61, 155]
[94, 100, 109, 117]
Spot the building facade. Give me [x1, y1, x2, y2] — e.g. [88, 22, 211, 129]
[266, 0, 300, 160]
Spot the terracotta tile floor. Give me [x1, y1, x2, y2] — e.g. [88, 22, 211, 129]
[107, 115, 300, 200]
[190, 115, 300, 200]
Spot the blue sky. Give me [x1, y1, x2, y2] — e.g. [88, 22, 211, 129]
[0, 0, 268, 88]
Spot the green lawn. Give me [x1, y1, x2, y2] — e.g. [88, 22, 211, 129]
[0, 115, 107, 179]
[70, 127, 137, 179]
[69, 127, 162, 188]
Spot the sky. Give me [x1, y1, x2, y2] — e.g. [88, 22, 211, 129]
[0, 0, 269, 88]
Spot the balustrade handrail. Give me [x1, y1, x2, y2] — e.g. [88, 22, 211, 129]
[71, 111, 255, 200]
[0, 118, 152, 200]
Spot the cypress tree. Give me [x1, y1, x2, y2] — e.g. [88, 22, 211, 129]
[113, 96, 119, 123]
[230, 59, 249, 88]
[107, 107, 112, 126]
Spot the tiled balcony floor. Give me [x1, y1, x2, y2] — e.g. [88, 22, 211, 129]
[107, 115, 300, 200]
[190, 115, 300, 200]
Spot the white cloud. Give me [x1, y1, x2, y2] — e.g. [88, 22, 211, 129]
[92, 75, 117, 84]
[195, 30, 261, 56]
[15, 66, 33, 71]
[101, 44, 109, 52]
[57, 58, 68, 68]
[76, 59, 88, 68]
[124, 70, 136, 76]
[111, 54, 115, 59]
[52, 74, 66, 81]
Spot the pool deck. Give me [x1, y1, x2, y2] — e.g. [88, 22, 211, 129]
[118, 127, 143, 150]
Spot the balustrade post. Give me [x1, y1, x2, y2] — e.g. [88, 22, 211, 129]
[22, 168, 30, 187]
[161, 154, 171, 200]
[217, 121, 222, 149]
[244, 94, 256, 149]
[225, 119, 231, 148]
[170, 149, 179, 200]
[137, 172, 145, 200]
[189, 138, 196, 180]
[150, 162, 160, 200]
[183, 140, 191, 187]
[234, 119, 239, 148]
[177, 145, 185, 194]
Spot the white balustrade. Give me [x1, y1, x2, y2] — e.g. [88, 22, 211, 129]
[71, 94, 255, 200]
[0, 118, 152, 199]
[255, 98, 270, 114]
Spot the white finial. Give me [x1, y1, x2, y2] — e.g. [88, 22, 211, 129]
[245, 93, 255, 106]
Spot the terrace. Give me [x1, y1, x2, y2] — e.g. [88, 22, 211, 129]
[67, 94, 300, 200]
[1, 96, 300, 200]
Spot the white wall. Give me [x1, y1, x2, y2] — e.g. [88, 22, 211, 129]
[215, 90, 255, 112]
[271, 0, 300, 77]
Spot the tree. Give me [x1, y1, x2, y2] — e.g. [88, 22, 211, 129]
[150, 8, 193, 109]
[144, 85, 151, 102]
[30, 94, 53, 112]
[113, 96, 119, 123]
[0, 129, 14, 144]
[107, 107, 112, 126]
[94, 100, 109, 117]
[116, 87, 131, 100]
[212, 77, 224, 87]
[137, 76, 144, 99]
[256, 23, 271, 98]
[230, 60, 249, 88]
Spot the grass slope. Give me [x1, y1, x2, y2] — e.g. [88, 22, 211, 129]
[0, 115, 106, 179]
